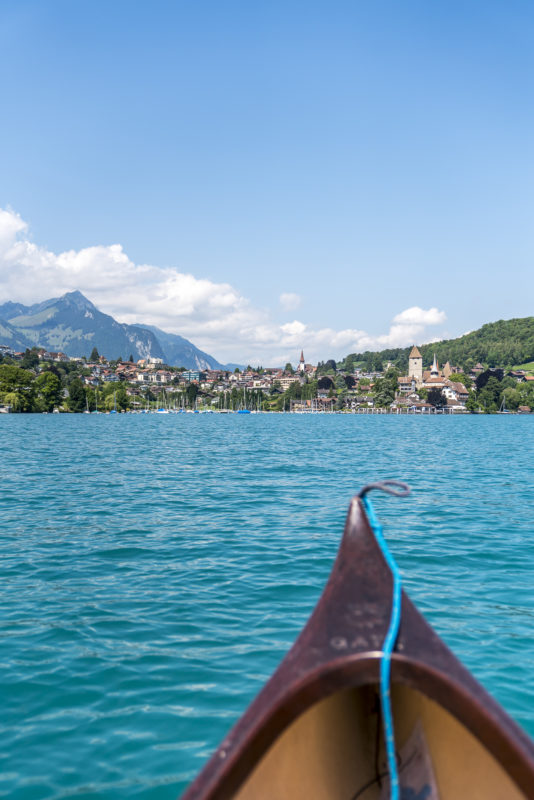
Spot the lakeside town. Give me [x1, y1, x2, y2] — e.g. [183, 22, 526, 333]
[1, 343, 533, 414]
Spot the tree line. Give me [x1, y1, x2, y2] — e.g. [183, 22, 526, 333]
[342, 317, 534, 373]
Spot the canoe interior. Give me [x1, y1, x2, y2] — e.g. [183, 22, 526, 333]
[234, 683, 527, 800]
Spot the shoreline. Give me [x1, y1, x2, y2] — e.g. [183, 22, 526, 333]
[1, 408, 530, 416]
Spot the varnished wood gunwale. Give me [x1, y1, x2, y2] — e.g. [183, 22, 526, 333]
[182, 497, 534, 800]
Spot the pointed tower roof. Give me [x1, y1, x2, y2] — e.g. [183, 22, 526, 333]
[431, 353, 439, 376]
[409, 345, 422, 358]
[300, 350, 305, 362]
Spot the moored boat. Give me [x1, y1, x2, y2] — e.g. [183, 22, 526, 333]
[182, 483, 534, 800]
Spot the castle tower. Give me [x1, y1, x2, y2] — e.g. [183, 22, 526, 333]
[298, 350, 305, 373]
[408, 345, 423, 384]
[430, 353, 439, 378]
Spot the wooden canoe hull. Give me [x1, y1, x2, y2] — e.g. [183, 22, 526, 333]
[182, 497, 534, 800]
[235, 683, 527, 800]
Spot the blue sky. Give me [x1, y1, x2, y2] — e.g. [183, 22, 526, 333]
[0, 1, 533, 364]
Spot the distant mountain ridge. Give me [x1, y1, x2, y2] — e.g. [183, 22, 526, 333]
[132, 323, 221, 371]
[0, 291, 226, 369]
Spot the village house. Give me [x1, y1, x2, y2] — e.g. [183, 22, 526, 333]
[397, 376, 416, 395]
[101, 370, 119, 382]
[252, 377, 272, 390]
[442, 381, 469, 405]
[151, 370, 172, 384]
[45, 351, 69, 363]
[278, 374, 302, 391]
[182, 369, 204, 383]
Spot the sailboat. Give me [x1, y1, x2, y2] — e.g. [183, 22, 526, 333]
[498, 395, 511, 414]
[236, 387, 251, 413]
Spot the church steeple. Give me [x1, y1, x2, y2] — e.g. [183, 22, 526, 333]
[430, 353, 439, 377]
[298, 350, 305, 373]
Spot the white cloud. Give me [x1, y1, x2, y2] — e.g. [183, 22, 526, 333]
[0, 208, 27, 253]
[0, 207, 447, 364]
[279, 292, 301, 311]
[392, 306, 447, 326]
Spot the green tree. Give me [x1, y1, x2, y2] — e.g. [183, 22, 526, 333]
[68, 378, 87, 412]
[115, 383, 129, 410]
[128, 353, 134, 362]
[465, 392, 478, 413]
[2, 391, 21, 411]
[373, 379, 395, 407]
[35, 372, 62, 412]
[372, 367, 399, 408]
[301, 380, 317, 400]
[317, 376, 334, 390]
[427, 388, 447, 408]
[448, 372, 472, 389]
[477, 377, 502, 412]
[21, 348, 39, 370]
[373, 356, 384, 372]
[186, 383, 199, 407]
[0, 365, 36, 412]
[502, 387, 521, 411]
[104, 393, 116, 411]
[284, 362, 294, 374]
[90, 347, 100, 362]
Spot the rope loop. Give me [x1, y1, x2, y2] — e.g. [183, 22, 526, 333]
[358, 480, 410, 499]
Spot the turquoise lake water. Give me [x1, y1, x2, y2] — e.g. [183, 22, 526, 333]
[1, 414, 534, 798]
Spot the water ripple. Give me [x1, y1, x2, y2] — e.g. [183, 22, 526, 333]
[1, 414, 533, 798]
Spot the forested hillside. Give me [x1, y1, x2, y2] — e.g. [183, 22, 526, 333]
[342, 317, 534, 372]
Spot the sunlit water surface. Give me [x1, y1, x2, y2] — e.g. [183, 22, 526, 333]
[1, 414, 533, 799]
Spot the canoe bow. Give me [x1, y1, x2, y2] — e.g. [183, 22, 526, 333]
[182, 495, 534, 800]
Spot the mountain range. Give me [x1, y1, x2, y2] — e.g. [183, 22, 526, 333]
[0, 291, 229, 369]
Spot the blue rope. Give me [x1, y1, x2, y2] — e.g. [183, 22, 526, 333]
[362, 494, 402, 800]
